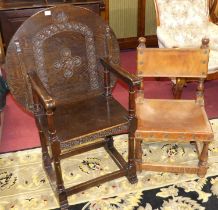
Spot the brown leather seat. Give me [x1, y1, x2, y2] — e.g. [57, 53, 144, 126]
[135, 37, 214, 177]
[136, 99, 212, 140]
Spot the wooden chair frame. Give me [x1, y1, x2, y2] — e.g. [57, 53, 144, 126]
[5, 5, 141, 209]
[27, 58, 140, 209]
[135, 37, 214, 177]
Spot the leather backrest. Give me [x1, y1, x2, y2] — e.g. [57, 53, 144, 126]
[137, 47, 209, 78]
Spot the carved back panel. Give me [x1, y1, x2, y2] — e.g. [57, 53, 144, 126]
[6, 5, 119, 111]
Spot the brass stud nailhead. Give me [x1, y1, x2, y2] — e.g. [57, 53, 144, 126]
[149, 134, 154, 138]
[164, 134, 169, 139]
[192, 135, 196, 141]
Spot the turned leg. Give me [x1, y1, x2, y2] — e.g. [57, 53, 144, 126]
[46, 108, 68, 209]
[33, 106, 51, 169]
[198, 142, 209, 177]
[127, 86, 138, 184]
[172, 78, 186, 99]
[135, 138, 143, 172]
[39, 130, 51, 169]
[50, 138, 69, 209]
[35, 117, 51, 169]
[32, 91, 51, 169]
[127, 132, 138, 184]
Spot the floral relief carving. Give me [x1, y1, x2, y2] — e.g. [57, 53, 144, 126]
[60, 123, 129, 149]
[32, 12, 99, 90]
[53, 11, 69, 23]
[53, 48, 82, 78]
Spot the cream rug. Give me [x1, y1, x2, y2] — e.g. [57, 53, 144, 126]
[1, 119, 218, 210]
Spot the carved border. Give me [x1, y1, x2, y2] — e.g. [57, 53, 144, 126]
[32, 19, 99, 90]
[60, 123, 129, 149]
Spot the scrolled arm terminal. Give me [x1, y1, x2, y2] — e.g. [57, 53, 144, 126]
[28, 72, 56, 110]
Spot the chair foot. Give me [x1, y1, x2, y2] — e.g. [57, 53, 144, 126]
[197, 172, 207, 178]
[127, 173, 138, 184]
[127, 161, 138, 184]
[60, 201, 69, 210]
[135, 139, 143, 173]
[197, 166, 207, 178]
[58, 189, 69, 210]
[197, 160, 208, 178]
[197, 142, 209, 177]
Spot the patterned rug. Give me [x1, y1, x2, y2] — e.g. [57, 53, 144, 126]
[1, 119, 218, 210]
[69, 175, 218, 210]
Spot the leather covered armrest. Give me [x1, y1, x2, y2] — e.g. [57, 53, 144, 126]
[100, 58, 141, 87]
[28, 72, 56, 110]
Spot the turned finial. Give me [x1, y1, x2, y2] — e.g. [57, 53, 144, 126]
[139, 37, 146, 44]
[201, 37, 210, 49]
[138, 37, 146, 48]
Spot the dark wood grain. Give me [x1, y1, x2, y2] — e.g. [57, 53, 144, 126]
[0, 0, 104, 49]
[6, 5, 119, 111]
[5, 5, 140, 209]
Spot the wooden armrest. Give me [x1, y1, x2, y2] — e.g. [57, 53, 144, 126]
[100, 58, 141, 87]
[28, 72, 56, 110]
